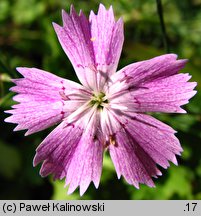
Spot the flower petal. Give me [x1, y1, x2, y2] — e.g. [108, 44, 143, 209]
[109, 54, 197, 113]
[112, 54, 183, 85]
[108, 111, 182, 188]
[5, 67, 84, 135]
[89, 4, 124, 74]
[34, 110, 103, 196]
[53, 6, 96, 88]
[53, 4, 124, 90]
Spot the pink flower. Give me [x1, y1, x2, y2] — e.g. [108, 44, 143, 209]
[5, 4, 197, 196]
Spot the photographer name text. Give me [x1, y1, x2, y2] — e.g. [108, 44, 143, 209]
[2, 202, 105, 213]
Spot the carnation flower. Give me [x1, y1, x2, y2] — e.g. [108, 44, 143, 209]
[5, 4, 197, 196]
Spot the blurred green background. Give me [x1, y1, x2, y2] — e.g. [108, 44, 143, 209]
[0, 0, 201, 200]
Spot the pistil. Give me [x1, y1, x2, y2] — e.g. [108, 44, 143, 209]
[90, 92, 108, 109]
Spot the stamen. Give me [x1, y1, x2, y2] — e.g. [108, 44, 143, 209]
[90, 37, 96, 42]
[109, 135, 116, 145]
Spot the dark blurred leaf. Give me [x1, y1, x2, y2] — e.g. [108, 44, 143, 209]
[0, 141, 21, 179]
[0, 92, 15, 108]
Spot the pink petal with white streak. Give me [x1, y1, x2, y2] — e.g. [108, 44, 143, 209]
[89, 4, 124, 74]
[53, 4, 124, 90]
[53, 6, 96, 89]
[34, 110, 103, 196]
[107, 110, 182, 188]
[109, 54, 197, 113]
[5, 67, 85, 135]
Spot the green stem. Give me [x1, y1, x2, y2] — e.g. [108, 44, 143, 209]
[156, 0, 170, 53]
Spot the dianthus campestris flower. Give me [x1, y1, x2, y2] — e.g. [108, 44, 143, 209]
[5, 4, 197, 195]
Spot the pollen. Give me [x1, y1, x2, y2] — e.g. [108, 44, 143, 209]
[90, 37, 96, 42]
[109, 135, 116, 145]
